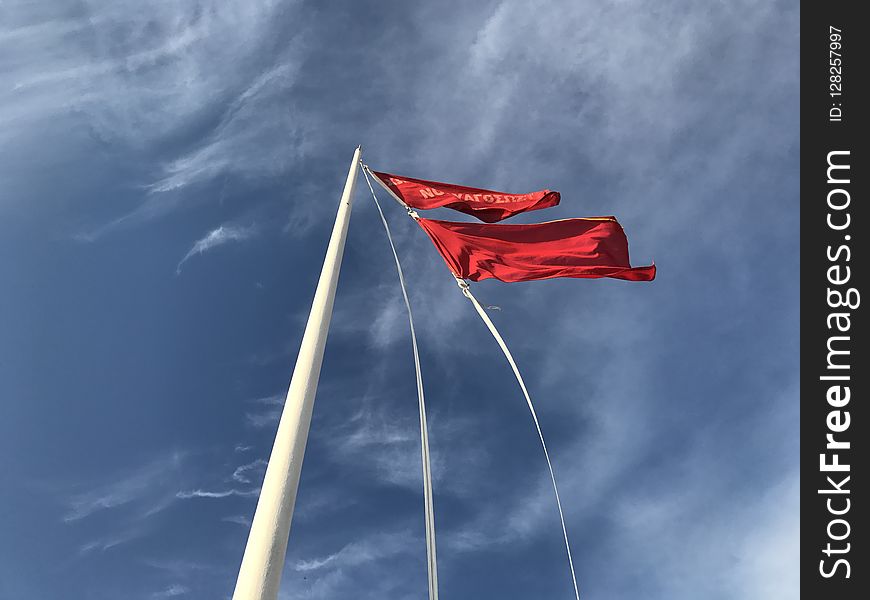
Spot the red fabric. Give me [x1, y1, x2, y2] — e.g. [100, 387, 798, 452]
[371, 170, 559, 223]
[417, 217, 655, 282]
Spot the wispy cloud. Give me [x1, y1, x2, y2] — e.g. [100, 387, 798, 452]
[231, 459, 267, 484]
[245, 410, 282, 428]
[175, 224, 255, 274]
[143, 558, 217, 577]
[292, 531, 418, 572]
[64, 454, 190, 561]
[1, 1, 307, 225]
[150, 584, 189, 599]
[251, 393, 285, 405]
[175, 488, 260, 499]
[78, 528, 144, 555]
[221, 515, 251, 528]
[245, 393, 285, 428]
[329, 401, 422, 491]
[293, 554, 339, 572]
[64, 453, 185, 522]
[281, 530, 425, 600]
[150, 61, 307, 193]
[313, 384, 488, 501]
[1, 2, 298, 149]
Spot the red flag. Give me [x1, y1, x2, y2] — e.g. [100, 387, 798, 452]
[417, 217, 655, 282]
[371, 170, 560, 223]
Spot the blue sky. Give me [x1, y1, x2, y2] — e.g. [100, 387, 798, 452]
[0, 1, 799, 599]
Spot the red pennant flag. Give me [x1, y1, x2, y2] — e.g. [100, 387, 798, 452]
[417, 217, 655, 282]
[371, 170, 560, 223]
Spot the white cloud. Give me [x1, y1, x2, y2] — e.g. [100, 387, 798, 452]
[591, 467, 799, 600]
[244, 392, 285, 428]
[0, 0, 311, 228]
[251, 393, 285, 405]
[150, 584, 190, 599]
[282, 531, 419, 600]
[1, 1, 293, 146]
[142, 558, 216, 577]
[730, 473, 799, 599]
[292, 533, 411, 573]
[175, 488, 260, 499]
[78, 528, 144, 555]
[231, 459, 267, 484]
[328, 399, 430, 492]
[175, 224, 255, 274]
[222, 515, 252, 528]
[172, 455, 269, 501]
[245, 409, 282, 429]
[64, 454, 192, 560]
[293, 554, 338, 573]
[150, 61, 307, 193]
[64, 453, 185, 522]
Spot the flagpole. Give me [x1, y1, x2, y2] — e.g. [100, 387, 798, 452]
[232, 145, 362, 600]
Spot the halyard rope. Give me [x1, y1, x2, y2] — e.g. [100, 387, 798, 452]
[361, 164, 439, 600]
[455, 278, 581, 600]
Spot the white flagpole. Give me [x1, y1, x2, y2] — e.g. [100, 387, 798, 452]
[232, 145, 362, 600]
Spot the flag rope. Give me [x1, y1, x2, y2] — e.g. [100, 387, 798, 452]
[361, 164, 439, 600]
[455, 277, 581, 600]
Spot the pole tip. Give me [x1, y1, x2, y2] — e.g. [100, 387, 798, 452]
[356, 144, 362, 151]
